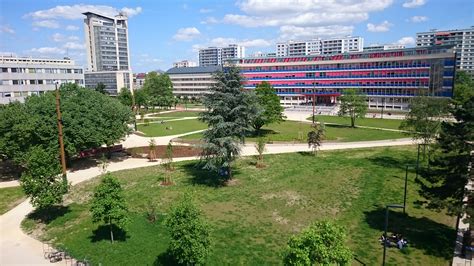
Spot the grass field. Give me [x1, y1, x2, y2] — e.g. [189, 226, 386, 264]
[138, 119, 207, 137]
[148, 111, 200, 119]
[308, 115, 403, 130]
[0, 186, 25, 215]
[181, 120, 406, 142]
[23, 146, 455, 265]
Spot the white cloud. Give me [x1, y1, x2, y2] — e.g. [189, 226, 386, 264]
[408, 16, 428, 22]
[24, 4, 142, 20]
[65, 25, 79, 31]
[279, 25, 354, 40]
[199, 8, 213, 13]
[201, 17, 218, 24]
[402, 0, 426, 8]
[396, 36, 416, 46]
[32, 20, 60, 29]
[63, 42, 85, 50]
[52, 33, 80, 42]
[28, 47, 65, 55]
[173, 27, 201, 41]
[367, 20, 392, 32]
[0, 25, 15, 34]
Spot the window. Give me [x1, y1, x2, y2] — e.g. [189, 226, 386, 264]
[1, 68, 7, 73]
[12, 80, 19, 85]
[38, 80, 44, 85]
[11, 68, 17, 73]
[30, 80, 36, 85]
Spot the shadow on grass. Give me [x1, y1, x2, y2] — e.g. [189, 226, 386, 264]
[153, 250, 179, 266]
[26, 205, 70, 224]
[367, 155, 418, 171]
[364, 207, 455, 259]
[89, 224, 129, 243]
[181, 162, 242, 187]
[297, 151, 317, 157]
[247, 129, 278, 138]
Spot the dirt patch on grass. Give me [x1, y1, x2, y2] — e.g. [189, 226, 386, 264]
[127, 145, 202, 159]
[261, 191, 307, 207]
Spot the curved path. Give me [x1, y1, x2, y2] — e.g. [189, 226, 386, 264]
[0, 138, 414, 265]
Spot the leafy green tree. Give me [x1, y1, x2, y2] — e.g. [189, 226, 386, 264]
[283, 221, 352, 266]
[255, 137, 266, 167]
[143, 72, 174, 109]
[165, 193, 211, 265]
[117, 87, 133, 107]
[94, 82, 108, 95]
[399, 95, 450, 146]
[163, 141, 174, 171]
[90, 173, 129, 243]
[0, 83, 133, 164]
[20, 146, 68, 209]
[338, 89, 367, 128]
[307, 123, 325, 156]
[419, 95, 473, 220]
[453, 70, 474, 105]
[252, 81, 285, 131]
[134, 88, 150, 111]
[199, 66, 258, 179]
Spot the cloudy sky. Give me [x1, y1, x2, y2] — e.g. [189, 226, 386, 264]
[0, 0, 473, 72]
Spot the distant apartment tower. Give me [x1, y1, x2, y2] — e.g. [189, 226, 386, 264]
[199, 44, 245, 66]
[417, 26, 474, 75]
[0, 56, 84, 104]
[363, 44, 405, 52]
[173, 60, 197, 68]
[276, 36, 363, 57]
[83, 11, 133, 95]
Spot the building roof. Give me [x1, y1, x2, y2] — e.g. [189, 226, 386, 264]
[166, 65, 222, 74]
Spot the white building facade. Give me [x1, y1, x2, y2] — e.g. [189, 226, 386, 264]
[417, 26, 474, 76]
[173, 60, 198, 68]
[276, 36, 363, 57]
[199, 44, 245, 66]
[0, 56, 84, 104]
[167, 66, 222, 98]
[83, 11, 133, 95]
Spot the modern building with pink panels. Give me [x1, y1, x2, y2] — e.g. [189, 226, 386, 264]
[234, 46, 456, 110]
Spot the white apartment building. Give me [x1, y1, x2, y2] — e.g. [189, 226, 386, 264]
[417, 26, 474, 75]
[276, 36, 363, 57]
[167, 66, 222, 97]
[173, 60, 198, 68]
[83, 11, 133, 95]
[199, 44, 245, 66]
[0, 56, 84, 104]
[363, 44, 405, 52]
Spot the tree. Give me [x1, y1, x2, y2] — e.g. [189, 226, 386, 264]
[255, 137, 266, 168]
[199, 65, 258, 179]
[252, 81, 285, 131]
[0, 83, 133, 165]
[90, 173, 129, 243]
[163, 141, 174, 171]
[165, 193, 211, 265]
[94, 82, 108, 95]
[283, 221, 352, 266]
[117, 87, 133, 107]
[453, 70, 474, 105]
[20, 146, 68, 209]
[418, 95, 473, 220]
[307, 123, 325, 156]
[134, 88, 150, 111]
[148, 138, 157, 162]
[143, 72, 174, 109]
[338, 89, 368, 128]
[399, 94, 450, 147]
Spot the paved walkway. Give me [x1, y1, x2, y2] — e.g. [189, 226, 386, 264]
[0, 138, 414, 265]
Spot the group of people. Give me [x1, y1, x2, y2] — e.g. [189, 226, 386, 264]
[379, 233, 408, 249]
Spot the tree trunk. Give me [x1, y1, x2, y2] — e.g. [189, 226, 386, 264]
[351, 115, 355, 128]
[109, 219, 114, 243]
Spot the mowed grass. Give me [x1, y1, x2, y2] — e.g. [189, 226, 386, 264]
[181, 120, 406, 142]
[138, 119, 207, 137]
[0, 186, 25, 215]
[148, 111, 200, 118]
[308, 115, 403, 130]
[23, 146, 455, 265]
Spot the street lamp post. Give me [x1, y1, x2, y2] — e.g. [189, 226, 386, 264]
[383, 204, 404, 266]
[54, 82, 67, 180]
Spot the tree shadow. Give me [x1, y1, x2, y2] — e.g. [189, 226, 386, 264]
[367, 155, 418, 171]
[0, 159, 23, 181]
[297, 151, 315, 157]
[247, 129, 278, 138]
[364, 207, 455, 259]
[88, 224, 129, 243]
[181, 162, 242, 187]
[153, 250, 179, 266]
[26, 205, 70, 224]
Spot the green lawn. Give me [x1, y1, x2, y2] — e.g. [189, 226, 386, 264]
[181, 120, 406, 142]
[308, 115, 403, 130]
[23, 146, 455, 265]
[138, 119, 207, 137]
[148, 111, 200, 119]
[0, 186, 25, 215]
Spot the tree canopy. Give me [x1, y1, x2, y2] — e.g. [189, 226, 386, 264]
[453, 70, 474, 105]
[338, 89, 367, 127]
[0, 83, 133, 165]
[117, 87, 133, 107]
[252, 81, 285, 131]
[283, 221, 352, 265]
[143, 72, 174, 108]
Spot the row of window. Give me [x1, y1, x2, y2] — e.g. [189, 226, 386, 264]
[0, 79, 83, 85]
[1, 67, 82, 74]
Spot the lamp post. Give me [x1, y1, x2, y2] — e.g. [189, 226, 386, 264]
[403, 165, 416, 214]
[383, 204, 404, 266]
[54, 82, 67, 180]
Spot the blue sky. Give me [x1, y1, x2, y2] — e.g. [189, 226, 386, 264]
[0, 0, 473, 72]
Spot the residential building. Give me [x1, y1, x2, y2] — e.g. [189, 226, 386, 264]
[233, 46, 455, 110]
[0, 56, 84, 104]
[417, 26, 474, 75]
[277, 36, 363, 57]
[83, 11, 133, 95]
[167, 66, 222, 98]
[133, 73, 146, 89]
[363, 44, 405, 52]
[199, 44, 245, 66]
[173, 60, 198, 68]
